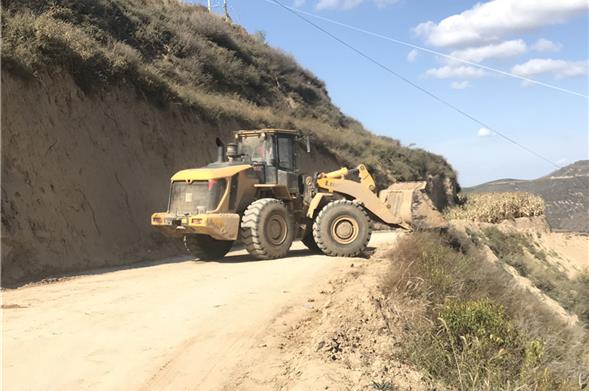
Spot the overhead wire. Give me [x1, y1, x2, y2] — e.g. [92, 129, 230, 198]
[264, 3, 587, 99]
[263, 0, 564, 169]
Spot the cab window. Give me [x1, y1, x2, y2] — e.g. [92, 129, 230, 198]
[240, 136, 272, 164]
[277, 136, 294, 170]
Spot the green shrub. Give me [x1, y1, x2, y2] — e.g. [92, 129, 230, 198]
[411, 299, 550, 389]
[382, 231, 588, 390]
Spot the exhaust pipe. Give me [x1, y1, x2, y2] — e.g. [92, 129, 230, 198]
[215, 137, 225, 163]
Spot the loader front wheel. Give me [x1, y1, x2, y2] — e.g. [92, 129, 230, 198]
[240, 198, 295, 259]
[184, 234, 233, 260]
[313, 200, 371, 257]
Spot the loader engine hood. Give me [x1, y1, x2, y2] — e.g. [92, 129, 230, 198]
[171, 164, 252, 182]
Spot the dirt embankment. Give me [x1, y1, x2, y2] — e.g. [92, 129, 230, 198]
[1, 69, 342, 286]
[1, 68, 457, 286]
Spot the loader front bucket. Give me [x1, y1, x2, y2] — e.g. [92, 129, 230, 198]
[379, 181, 447, 230]
[378, 181, 426, 225]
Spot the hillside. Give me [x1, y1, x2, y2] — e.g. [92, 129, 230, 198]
[2, 0, 456, 184]
[466, 160, 589, 233]
[1, 0, 457, 286]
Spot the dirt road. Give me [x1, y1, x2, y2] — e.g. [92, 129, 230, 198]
[2, 232, 399, 391]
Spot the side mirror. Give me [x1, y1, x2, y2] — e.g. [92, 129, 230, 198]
[306, 136, 311, 153]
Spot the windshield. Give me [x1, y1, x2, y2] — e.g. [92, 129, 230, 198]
[239, 136, 273, 163]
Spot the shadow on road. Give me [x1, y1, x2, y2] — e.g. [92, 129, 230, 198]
[13, 243, 376, 289]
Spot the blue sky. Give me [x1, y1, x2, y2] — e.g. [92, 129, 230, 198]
[198, 0, 587, 186]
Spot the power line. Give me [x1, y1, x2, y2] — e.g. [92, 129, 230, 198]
[263, 0, 563, 169]
[264, 0, 587, 99]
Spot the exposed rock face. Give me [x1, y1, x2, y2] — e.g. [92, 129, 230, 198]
[426, 174, 458, 211]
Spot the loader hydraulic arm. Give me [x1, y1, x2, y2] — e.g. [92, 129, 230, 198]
[319, 164, 376, 192]
[312, 165, 412, 229]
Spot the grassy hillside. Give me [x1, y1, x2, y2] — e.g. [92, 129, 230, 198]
[465, 161, 589, 232]
[383, 229, 588, 390]
[2, 0, 455, 185]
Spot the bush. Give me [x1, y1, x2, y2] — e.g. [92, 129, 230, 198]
[382, 231, 588, 390]
[414, 299, 547, 389]
[445, 192, 545, 223]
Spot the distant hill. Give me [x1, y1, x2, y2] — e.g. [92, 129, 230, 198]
[465, 160, 589, 233]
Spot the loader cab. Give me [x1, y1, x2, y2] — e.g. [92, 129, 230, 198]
[235, 129, 301, 193]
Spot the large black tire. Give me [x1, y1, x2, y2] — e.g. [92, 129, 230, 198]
[313, 200, 371, 257]
[240, 198, 295, 259]
[184, 234, 233, 260]
[301, 224, 321, 252]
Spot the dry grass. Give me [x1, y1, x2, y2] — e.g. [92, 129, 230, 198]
[381, 231, 588, 390]
[1, 0, 456, 185]
[445, 192, 545, 223]
[480, 226, 589, 324]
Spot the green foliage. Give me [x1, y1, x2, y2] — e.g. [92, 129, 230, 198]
[382, 232, 588, 390]
[1, 0, 456, 184]
[413, 299, 548, 389]
[445, 192, 545, 223]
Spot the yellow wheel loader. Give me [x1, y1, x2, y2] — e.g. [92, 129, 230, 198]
[151, 129, 424, 260]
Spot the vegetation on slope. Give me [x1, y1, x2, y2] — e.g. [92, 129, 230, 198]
[1, 0, 456, 185]
[382, 231, 588, 390]
[445, 192, 545, 223]
[474, 227, 589, 324]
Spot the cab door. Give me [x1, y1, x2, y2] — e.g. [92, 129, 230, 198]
[276, 134, 299, 194]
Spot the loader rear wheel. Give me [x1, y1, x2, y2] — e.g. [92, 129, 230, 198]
[184, 234, 233, 260]
[313, 200, 371, 257]
[240, 198, 295, 259]
[302, 224, 321, 253]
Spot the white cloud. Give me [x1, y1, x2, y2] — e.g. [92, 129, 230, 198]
[414, 0, 588, 48]
[316, 0, 363, 10]
[293, 0, 306, 6]
[374, 0, 398, 8]
[315, 0, 397, 10]
[451, 80, 471, 89]
[511, 58, 589, 79]
[425, 65, 486, 79]
[449, 40, 527, 63]
[532, 38, 562, 52]
[407, 49, 418, 63]
[478, 127, 493, 137]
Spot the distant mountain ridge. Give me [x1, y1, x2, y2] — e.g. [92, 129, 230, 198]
[465, 160, 589, 233]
